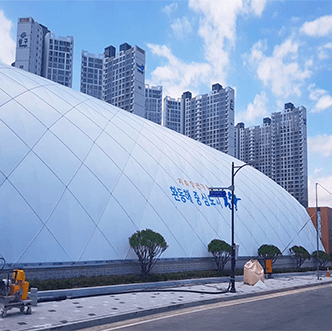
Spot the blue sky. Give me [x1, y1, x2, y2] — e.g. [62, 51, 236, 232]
[0, 0, 332, 207]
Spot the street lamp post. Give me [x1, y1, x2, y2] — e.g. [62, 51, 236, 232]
[209, 161, 253, 293]
[230, 161, 253, 292]
[316, 183, 320, 280]
[230, 162, 236, 292]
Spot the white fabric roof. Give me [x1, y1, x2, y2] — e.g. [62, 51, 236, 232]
[0, 63, 319, 265]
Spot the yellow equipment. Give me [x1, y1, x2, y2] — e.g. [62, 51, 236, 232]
[0, 269, 32, 317]
[10, 269, 30, 300]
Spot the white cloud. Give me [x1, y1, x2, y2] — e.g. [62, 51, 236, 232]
[308, 176, 332, 208]
[236, 91, 268, 124]
[151, 0, 268, 97]
[308, 84, 332, 113]
[308, 134, 332, 157]
[188, 0, 243, 83]
[0, 11, 16, 65]
[318, 42, 332, 60]
[248, 39, 312, 98]
[171, 17, 192, 40]
[315, 95, 332, 113]
[300, 15, 332, 37]
[147, 44, 211, 98]
[162, 2, 178, 16]
[314, 168, 323, 175]
[243, 0, 267, 16]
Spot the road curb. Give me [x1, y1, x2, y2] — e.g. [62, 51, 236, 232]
[36, 271, 317, 301]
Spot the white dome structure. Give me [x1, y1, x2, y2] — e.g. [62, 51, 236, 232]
[0, 63, 318, 266]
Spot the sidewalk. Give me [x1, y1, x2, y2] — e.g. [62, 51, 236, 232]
[0, 272, 331, 331]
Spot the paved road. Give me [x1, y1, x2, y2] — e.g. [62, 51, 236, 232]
[90, 284, 332, 331]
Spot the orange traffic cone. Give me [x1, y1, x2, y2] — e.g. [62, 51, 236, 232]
[327, 268, 330, 277]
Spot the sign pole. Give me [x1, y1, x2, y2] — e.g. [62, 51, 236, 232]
[209, 161, 254, 293]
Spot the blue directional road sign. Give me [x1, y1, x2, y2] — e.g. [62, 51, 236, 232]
[209, 190, 226, 198]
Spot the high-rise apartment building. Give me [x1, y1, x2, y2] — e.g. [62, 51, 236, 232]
[235, 103, 308, 207]
[163, 96, 182, 133]
[145, 85, 162, 125]
[183, 84, 235, 156]
[236, 124, 261, 164]
[14, 17, 74, 87]
[43, 34, 74, 87]
[103, 43, 145, 117]
[234, 122, 244, 160]
[271, 103, 308, 207]
[80, 43, 146, 117]
[14, 17, 49, 75]
[80, 51, 103, 99]
[260, 117, 272, 177]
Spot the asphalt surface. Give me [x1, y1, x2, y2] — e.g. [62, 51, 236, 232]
[0, 272, 331, 331]
[103, 284, 332, 331]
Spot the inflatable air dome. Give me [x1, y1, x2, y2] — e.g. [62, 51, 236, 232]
[0, 63, 318, 265]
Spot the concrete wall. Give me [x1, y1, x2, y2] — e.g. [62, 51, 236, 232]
[8, 256, 324, 281]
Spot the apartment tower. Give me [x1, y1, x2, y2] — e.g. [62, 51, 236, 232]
[183, 84, 235, 156]
[80, 51, 104, 99]
[163, 96, 182, 133]
[14, 17, 74, 87]
[235, 103, 308, 207]
[103, 43, 145, 117]
[145, 85, 163, 125]
[43, 34, 74, 87]
[271, 103, 308, 207]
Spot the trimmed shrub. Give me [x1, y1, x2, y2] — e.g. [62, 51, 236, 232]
[129, 229, 168, 277]
[289, 245, 310, 268]
[258, 244, 282, 268]
[208, 239, 232, 275]
[312, 250, 331, 268]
